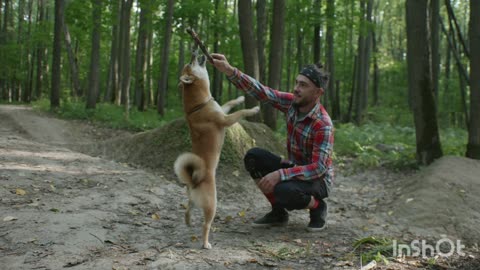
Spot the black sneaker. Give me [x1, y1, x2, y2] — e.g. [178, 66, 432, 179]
[252, 208, 288, 227]
[307, 200, 328, 231]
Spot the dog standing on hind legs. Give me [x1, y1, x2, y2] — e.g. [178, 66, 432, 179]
[174, 49, 260, 249]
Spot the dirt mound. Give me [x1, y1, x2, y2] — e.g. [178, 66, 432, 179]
[80, 118, 285, 196]
[389, 156, 480, 244]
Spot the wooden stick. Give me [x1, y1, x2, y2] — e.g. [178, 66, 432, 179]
[186, 28, 214, 64]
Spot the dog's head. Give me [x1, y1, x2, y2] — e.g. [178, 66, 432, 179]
[180, 47, 209, 87]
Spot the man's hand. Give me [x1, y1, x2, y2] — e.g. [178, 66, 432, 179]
[257, 171, 281, 194]
[210, 53, 235, 77]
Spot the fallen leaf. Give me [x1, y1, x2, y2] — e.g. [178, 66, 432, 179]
[50, 185, 56, 191]
[232, 170, 240, 177]
[388, 211, 394, 216]
[16, 188, 26, 196]
[191, 236, 198, 242]
[50, 208, 60, 213]
[406, 198, 414, 203]
[151, 213, 160, 220]
[3, 216, 18, 222]
[293, 239, 302, 244]
[224, 215, 233, 223]
[238, 210, 246, 217]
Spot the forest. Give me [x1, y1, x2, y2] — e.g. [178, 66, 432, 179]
[0, 0, 478, 165]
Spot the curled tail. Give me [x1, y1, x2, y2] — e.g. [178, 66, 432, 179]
[174, 152, 206, 188]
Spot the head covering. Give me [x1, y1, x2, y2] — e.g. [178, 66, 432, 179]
[299, 64, 326, 89]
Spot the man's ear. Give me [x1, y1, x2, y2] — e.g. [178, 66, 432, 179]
[180, 74, 194, 84]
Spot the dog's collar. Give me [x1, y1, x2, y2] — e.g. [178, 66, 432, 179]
[187, 97, 214, 115]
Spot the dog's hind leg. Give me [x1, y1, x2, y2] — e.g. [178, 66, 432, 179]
[185, 198, 194, 226]
[202, 205, 216, 249]
[221, 96, 245, 113]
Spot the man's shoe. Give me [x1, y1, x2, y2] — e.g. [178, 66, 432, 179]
[252, 208, 288, 227]
[307, 200, 328, 231]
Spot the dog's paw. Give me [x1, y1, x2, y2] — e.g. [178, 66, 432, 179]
[252, 106, 260, 114]
[203, 242, 212, 249]
[236, 95, 245, 103]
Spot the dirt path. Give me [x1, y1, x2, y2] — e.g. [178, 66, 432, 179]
[0, 105, 478, 270]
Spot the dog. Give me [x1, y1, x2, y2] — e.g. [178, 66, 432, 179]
[174, 48, 260, 249]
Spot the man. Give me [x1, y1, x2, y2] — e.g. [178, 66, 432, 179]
[211, 53, 334, 231]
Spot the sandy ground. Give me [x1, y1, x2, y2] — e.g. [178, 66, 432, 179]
[0, 105, 479, 270]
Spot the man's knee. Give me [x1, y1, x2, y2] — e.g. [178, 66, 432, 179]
[243, 147, 263, 172]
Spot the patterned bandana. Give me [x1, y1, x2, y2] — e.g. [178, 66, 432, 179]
[299, 65, 323, 88]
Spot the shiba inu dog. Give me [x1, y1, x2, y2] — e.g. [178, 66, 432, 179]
[174, 48, 260, 249]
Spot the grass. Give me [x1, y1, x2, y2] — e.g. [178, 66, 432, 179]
[352, 236, 394, 265]
[32, 99, 182, 131]
[31, 99, 469, 170]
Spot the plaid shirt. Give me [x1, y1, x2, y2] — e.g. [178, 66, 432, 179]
[227, 69, 334, 186]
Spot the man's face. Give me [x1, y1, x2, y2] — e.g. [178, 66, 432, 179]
[293, 74, 323, 109]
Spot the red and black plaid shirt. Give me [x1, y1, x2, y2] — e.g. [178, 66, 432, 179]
[228, 69, 334, 186]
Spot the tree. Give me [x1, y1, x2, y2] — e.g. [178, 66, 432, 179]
[406, 0, 443, 165]
[105, 0, 121, 103]
[466, 0, 480, 159]
[256, 0, 267, 83]
[64, 24, 81, 98]
[353, 0, 373, 124]
[313, 0, 322, 64]
[156, 0, 174, 116]
[238, 0, 260, 122]
[134, 0, 152, 111]
[326, 0, 339, 119]
[86, 0, 102, 109]
[119, 0, 133, 119]
[264, 0, 285, 130]
[51, 0, 64, 109]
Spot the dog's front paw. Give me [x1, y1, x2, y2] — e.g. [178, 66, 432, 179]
[252, 106, 260, 114]
[236, 95, 245, 104]
[203, 242, 212, 249]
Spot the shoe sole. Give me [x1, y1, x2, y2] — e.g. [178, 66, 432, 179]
[306, 224, 327, 232]
[252, 222, 288, 228]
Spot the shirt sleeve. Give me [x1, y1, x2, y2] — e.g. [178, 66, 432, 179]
[279, 124, 334, 181]
[227, 68, 293, 113]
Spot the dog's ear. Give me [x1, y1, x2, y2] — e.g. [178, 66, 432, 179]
[180, 74, 194, 84]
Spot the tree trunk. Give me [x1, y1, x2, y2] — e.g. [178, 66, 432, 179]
[238, 0, 260, 122]
[134, 0, 150, 111]
[51, 0, 64, 109]
[105, 0, 121, 103]
[63, 24, 81, 98]
[326, 0, 339, 120]
[466, 0, 480, 159]
[444, 0, 469, 58]
[354, 0, 373, 125]
[24, 0, 34, 102]
[118, 0, 133, 119]
[212, 0, 224, 101]
[430, 0, 440, 101]
[256, 0, 267, 83]
[406, 0, 443, 165]
[86, 0, 102, 109]
[313, 0, 322, 64]
[264, 0, 285, 130]
[146, 25, 154, 107]
[156, 0, 174, 115]
[35, 0, 46, 100]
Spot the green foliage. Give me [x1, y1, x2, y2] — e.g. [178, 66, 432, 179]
[32, 99, 182, 131]
[334, 121, 416, 170]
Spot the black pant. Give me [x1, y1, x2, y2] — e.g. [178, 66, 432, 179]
[244, 147, 329, 211]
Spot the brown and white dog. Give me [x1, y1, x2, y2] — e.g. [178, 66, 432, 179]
[174, 49, 259, 249]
